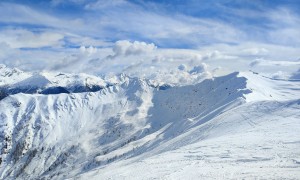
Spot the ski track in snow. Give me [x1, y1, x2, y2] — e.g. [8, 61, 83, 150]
[0, 69, 299, 179]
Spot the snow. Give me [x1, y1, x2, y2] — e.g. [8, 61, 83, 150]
[0, 65, 31, 86]
[0, 64, 111, 89]
[0, 68, 300, 179]
[239, 71, 300, 101]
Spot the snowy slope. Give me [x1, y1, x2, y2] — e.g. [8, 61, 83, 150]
[79, 100, 300, 180]
[240, 72, 300, 101]
[0, 70, 300, 179]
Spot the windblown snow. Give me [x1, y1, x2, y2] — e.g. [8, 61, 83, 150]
[0, 65, 300, 179]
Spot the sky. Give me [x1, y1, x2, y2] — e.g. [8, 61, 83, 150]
[0, 0, 299, 78]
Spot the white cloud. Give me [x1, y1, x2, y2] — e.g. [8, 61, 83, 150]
[264, 8, 300, 46]
[92, 9, 245, 47]
[85, 0, 127, 10]
[0, 29, 64, 48]
[80, 46, 98, 55]
[0, 2, 87, 35]
[0, 42, 17, 59]
[66, 35, 113, 47]
[1, 1, 299, 49]
[241, 48, 269, 56]
[249, 59, 300, 67]
[271, 71, 289, 80]
[111, 40, 157, 58]
[0, 1, 299, 78]
[199, 43, 300, 62]
[0, 3, 63, 28]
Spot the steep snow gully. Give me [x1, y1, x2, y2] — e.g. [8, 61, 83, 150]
[0, 71, 300, 179]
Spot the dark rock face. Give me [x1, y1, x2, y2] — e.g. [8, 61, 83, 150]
[158, 84, 172, 90]
[69, 85, 103, 93]
[0, 85, 104, 100]
[41, 87, 70, 95]
[0, 89, 8, 100]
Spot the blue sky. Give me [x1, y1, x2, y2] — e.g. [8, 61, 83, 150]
[1, 0, 300, 48]
[0, 0, 299, 74]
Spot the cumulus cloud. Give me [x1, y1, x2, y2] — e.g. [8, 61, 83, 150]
[80, 46, 98, 55]
[110, 40, 157, 58]
[201, 50, 237, 61]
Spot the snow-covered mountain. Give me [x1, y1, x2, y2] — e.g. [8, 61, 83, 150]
[0, 66, 300, 179]
[0, 65, 115, 100]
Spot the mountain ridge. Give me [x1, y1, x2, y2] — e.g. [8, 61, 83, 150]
[0, 70, 299, 179]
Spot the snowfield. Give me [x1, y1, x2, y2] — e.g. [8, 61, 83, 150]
[0, 66, 300, 179]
